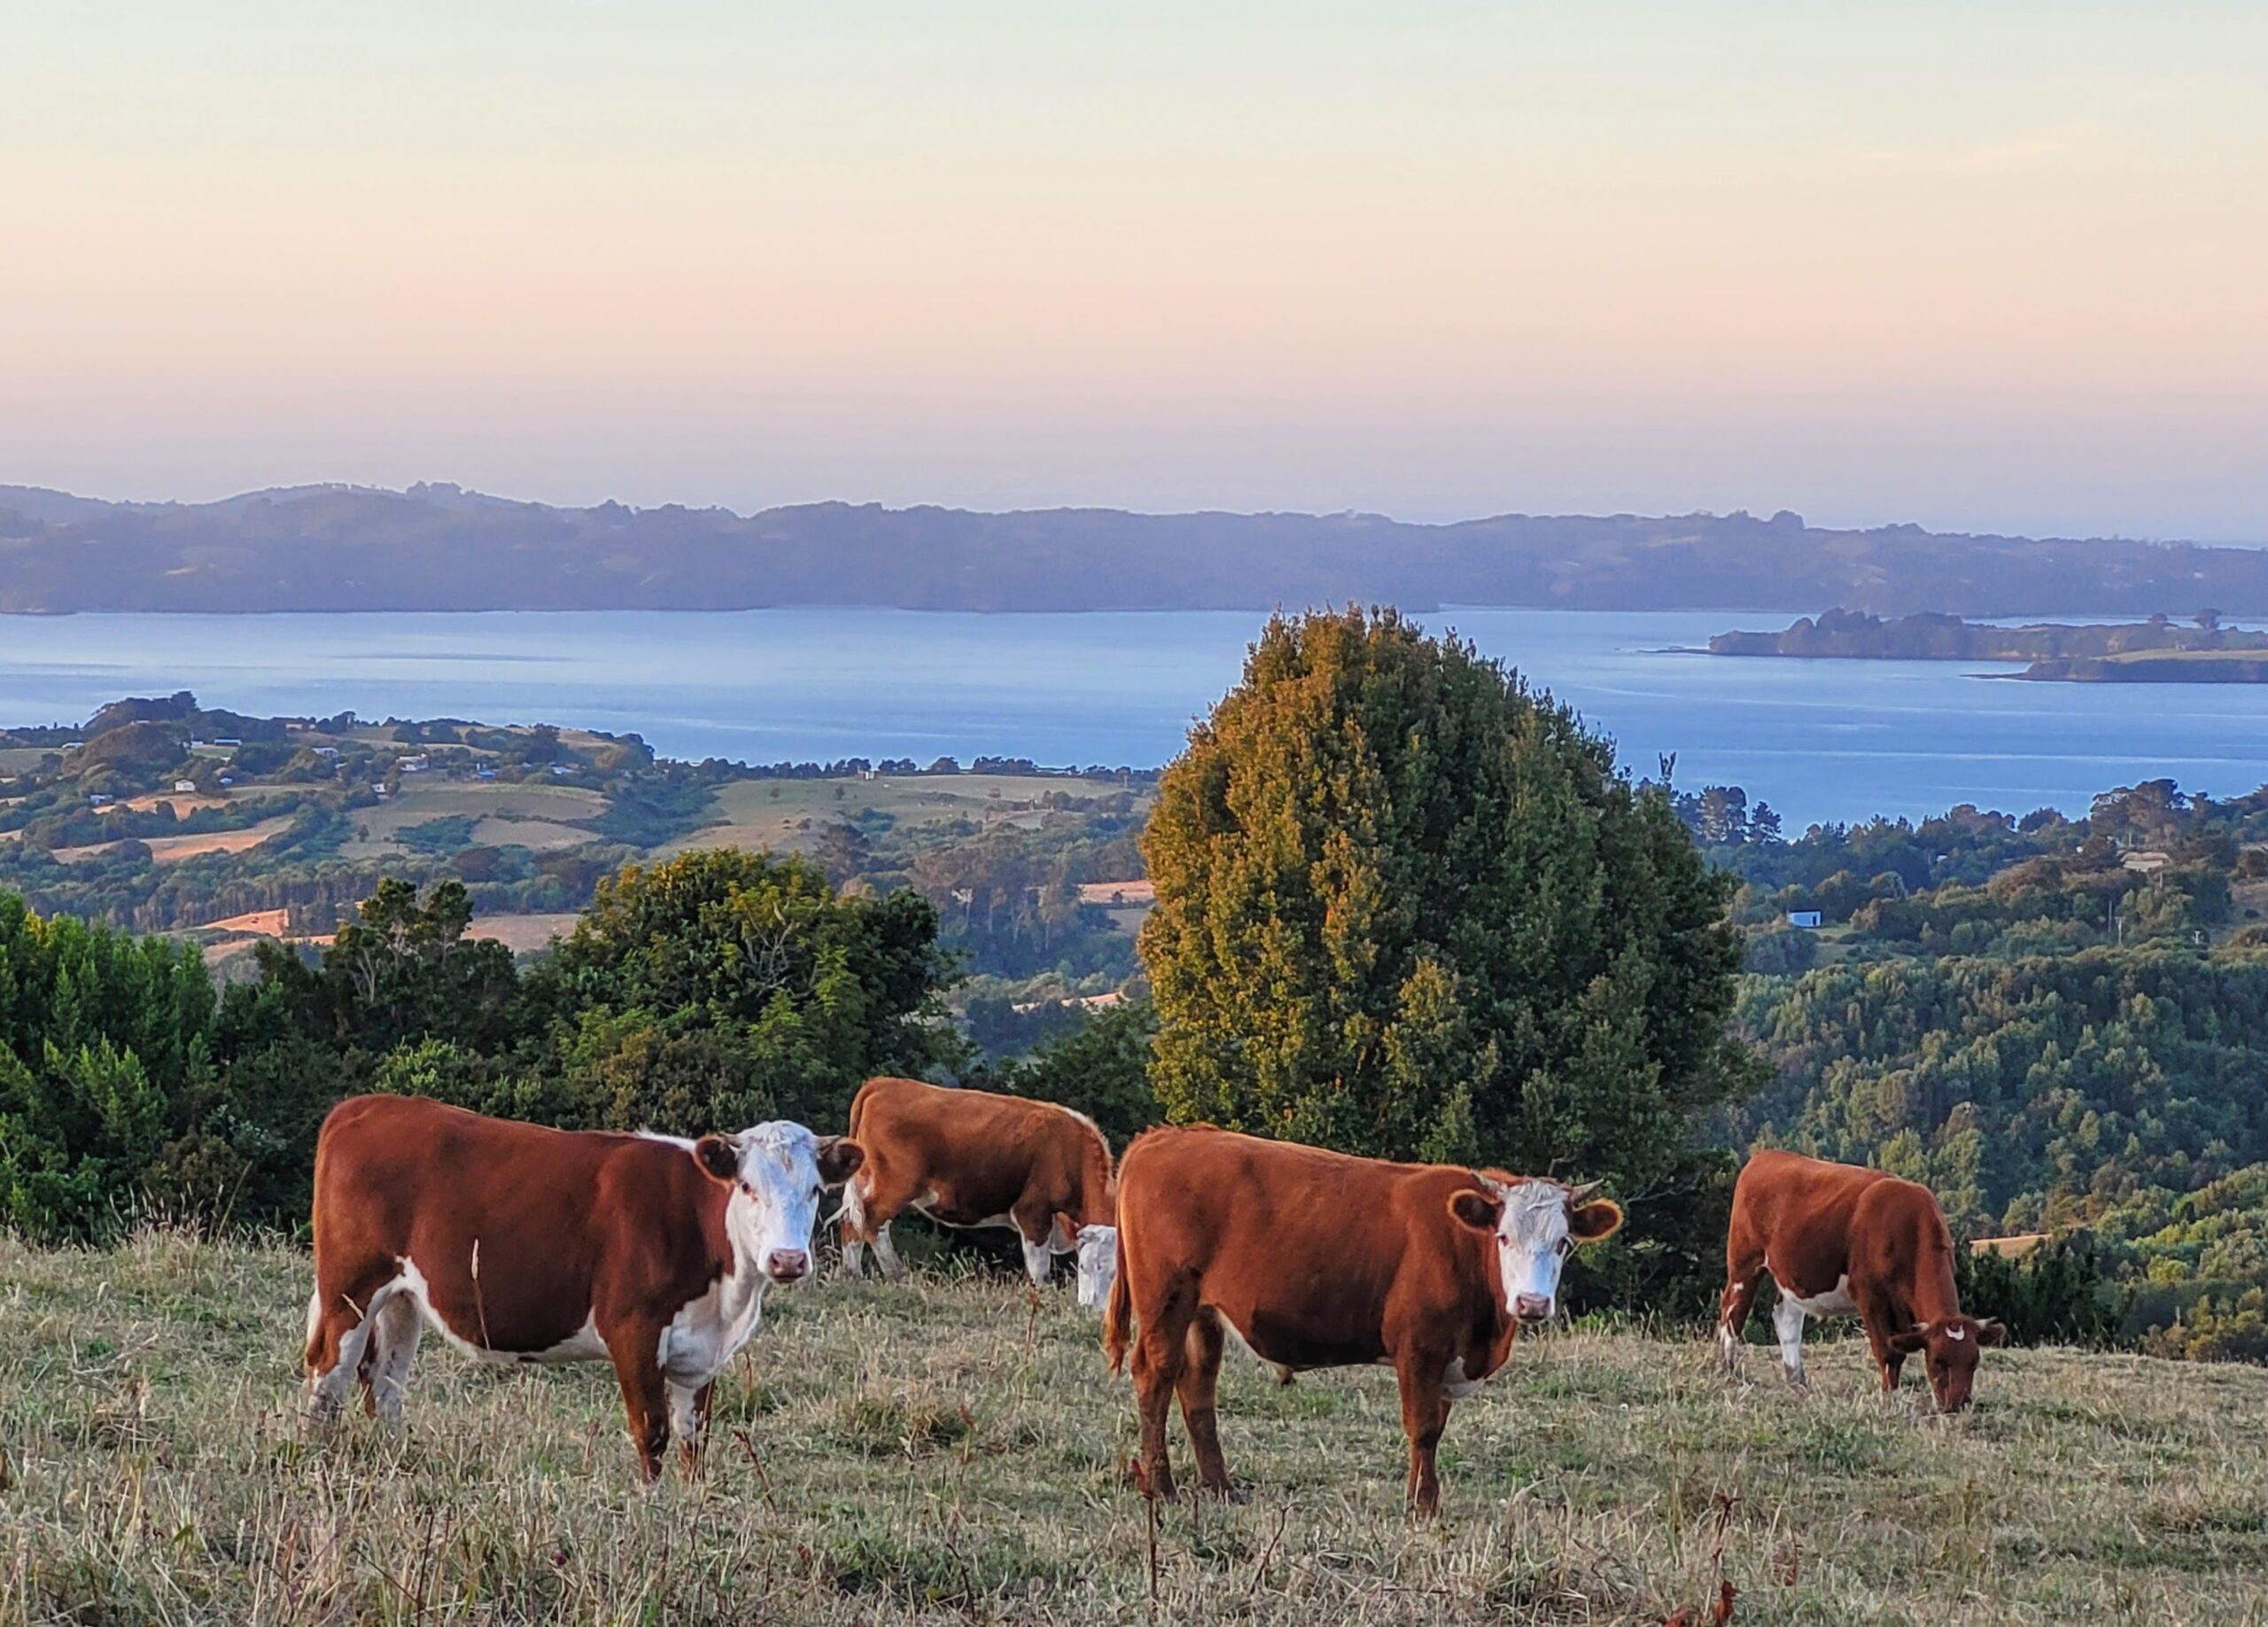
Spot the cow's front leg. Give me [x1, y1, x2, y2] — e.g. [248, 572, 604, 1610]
[669, 1379, 715, 1475]
[1858, 1291, 1907, 1396]
[606, 1332, 672, 1482]
[1013, 1201, 1057, 1287]
[1394, 1356, 1454, 1517]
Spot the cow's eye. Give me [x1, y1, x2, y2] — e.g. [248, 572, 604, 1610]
[1557, 1238, 1574, 1257]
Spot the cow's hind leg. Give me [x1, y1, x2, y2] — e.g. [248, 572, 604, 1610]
[305, 1268, 397, 1427]
[1394, 1355, 1455, 1518]
[1176, 1311, 1240, 1500]
[1772, 1293, 1811, 1396]
[1129, 1281, 1196, 1502]
[360, 1294, 422, 1424]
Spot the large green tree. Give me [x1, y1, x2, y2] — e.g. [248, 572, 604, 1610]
[1139, 608, 1758, 1186]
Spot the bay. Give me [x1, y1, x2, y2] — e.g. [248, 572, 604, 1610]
[2, 608, 2264, 829]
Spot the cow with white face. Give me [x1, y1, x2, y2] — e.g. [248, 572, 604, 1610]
[1064, 1220, 1117, 1311]
[1107, 1125, 1622, 1514]
[305, 1095, 862, 1481]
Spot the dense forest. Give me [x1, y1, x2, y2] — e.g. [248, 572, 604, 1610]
[8, 482, 2268, 615]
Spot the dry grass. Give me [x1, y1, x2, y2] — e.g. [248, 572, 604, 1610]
[2, 1230, 2264, 1625]
[468, 912, 584, 955]
[52, 815, 299, 866]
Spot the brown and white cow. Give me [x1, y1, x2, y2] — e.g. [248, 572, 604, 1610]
[305, 1094, 862, 1480]
[1104, 1125, 1623, 1515]
[1719, 1148, 2005, 1412]
[837, 1075, 1115, 1288]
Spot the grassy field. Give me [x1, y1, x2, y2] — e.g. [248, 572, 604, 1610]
[338, 783, 611, 860]
[664, 774, 1151, 859]
[3, 1232, 2265, 1625]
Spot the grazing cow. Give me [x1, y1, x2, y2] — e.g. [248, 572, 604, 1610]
[1105, 1125, 1623, 1515]
[305, 1094, 862, 1480]
[837, 1076, 1115, 1287]
[1718, 1148, 2005, 1412]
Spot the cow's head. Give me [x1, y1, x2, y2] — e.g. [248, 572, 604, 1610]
[695, 1125, 866, 1285]
[1072, 1222, 1118, 1310]
[1449, 1177, 1623, 1327]
[1887, 1314, 2006, 1413]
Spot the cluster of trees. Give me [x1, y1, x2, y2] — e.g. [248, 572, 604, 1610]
[0, 853, 956, 1240]
[1732, 951, 2268, 1351]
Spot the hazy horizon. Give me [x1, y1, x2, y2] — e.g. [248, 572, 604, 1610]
[10, 475, 2267, 549]
[7, 3, 2265, 540]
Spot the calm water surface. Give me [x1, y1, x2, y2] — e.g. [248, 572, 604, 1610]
[2, 608, 2264, 829]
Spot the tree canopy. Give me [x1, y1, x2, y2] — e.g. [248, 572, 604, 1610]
[1139, 607, 1759, 1186]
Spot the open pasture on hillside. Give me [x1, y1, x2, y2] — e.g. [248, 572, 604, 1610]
[51, 814, 301, 867]
[338, 782, 611, 859]
[3, 1232, 2264, 1626]
[664, 772, 1151, 858]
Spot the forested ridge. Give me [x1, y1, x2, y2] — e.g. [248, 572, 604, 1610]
[9, 482, 2268, 614]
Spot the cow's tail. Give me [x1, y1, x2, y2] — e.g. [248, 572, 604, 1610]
[1103, 1222, 1133, 1374]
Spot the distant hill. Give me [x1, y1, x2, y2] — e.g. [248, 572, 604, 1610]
[4, 483, 2266, 616]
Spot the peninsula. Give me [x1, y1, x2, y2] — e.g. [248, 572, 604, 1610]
[1705, 610, 2268, 681]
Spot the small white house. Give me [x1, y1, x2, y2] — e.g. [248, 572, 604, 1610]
[1786, 910, 1823, 929]
[174, 780, 198, 793]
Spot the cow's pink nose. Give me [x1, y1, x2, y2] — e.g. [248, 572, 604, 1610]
[765, 1249, 809, 1281]
[1514, 1294, 1553, 1323]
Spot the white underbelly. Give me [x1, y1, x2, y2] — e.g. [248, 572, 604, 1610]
[1782, 1274, 1857, 1317]
[392, 1257, 609, 1365]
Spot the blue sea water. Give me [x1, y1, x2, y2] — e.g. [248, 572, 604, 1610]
[2, 608, 2264, 829]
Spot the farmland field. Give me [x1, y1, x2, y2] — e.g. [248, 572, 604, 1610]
[664, 773, 1150, 858]
[3, 1231, 2264, 1625]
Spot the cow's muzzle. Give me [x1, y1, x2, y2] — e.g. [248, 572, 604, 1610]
[1513, 1294, 1553, 1325]
[765, 1249, 810, 1283]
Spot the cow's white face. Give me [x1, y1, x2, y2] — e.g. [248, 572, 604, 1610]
[1449, 1178, 1623, 1327]
[695, 1124, 865, 1285]
[1073, 1224, 1118, 1310]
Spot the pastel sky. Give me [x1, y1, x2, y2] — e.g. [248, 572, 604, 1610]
[5, 2, 2264, 537]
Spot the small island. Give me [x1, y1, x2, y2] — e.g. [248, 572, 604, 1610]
[1705, 609, 2268, 681]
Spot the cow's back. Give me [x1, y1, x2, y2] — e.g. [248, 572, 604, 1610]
[850, 1076, 1108, 1224]
[1731, 1149, 1902, 1298]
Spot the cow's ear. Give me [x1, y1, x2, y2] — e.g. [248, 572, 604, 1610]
[1449, 1190, 1503, 1233]
[1568, 1198, 1624, 1242]
[1887, 1325, 1930, 1355]
[1976, 1319, 2008, 1348]
[694, 1135, 741, 1183]
[816, 1135, 865, 1186]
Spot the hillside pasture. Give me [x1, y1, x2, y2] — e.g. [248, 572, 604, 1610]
[50, 814, 300, 866]
[338, 782, 610, 859]
[664, 773, 1149, 858]
[2, 1231, 2263, 1625]
[467, 910, 583, 954]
